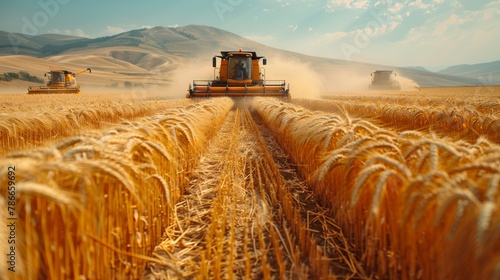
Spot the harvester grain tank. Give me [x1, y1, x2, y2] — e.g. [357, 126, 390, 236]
[369, 70, 401, 90]
[27, 68, 91, 94]
[187, 50, 289, 97]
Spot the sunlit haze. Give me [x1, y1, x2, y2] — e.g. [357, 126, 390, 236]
[1, 0, 499, 70]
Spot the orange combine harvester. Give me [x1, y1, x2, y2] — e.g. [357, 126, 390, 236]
[27, 68, 91, 94]
[187, 49, 290, 98]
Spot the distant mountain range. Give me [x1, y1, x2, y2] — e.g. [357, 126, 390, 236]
[1, 25, 499, 89]
[438, 61, 500, 85]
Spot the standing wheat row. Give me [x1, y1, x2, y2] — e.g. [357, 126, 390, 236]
[252, 97, 500, 280]
[0, 95, 192, 156]
[0, 98, 233, 279]
[292, 98, 500, 144]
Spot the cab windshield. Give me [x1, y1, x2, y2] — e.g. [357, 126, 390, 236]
[51, 72, 65, 83]
[373, 71, 393, 82]
[228, 55, 252, 80]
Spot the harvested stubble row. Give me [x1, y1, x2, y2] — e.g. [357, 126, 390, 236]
[292, 98, 500, 144]
[0, 98, 233, 279]
[145, 107, 367, 279]
[252, 97, 500, 280]
[0, 94, 192, 157]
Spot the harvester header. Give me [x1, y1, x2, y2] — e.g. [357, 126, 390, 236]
[187, 50, 289, 98]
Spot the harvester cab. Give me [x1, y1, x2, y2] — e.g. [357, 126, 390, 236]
[28, 68, 91, 94]
[369, 70, 401, 90]
[188, 50, 289, 98]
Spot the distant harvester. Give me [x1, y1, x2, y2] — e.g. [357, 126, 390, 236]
[369, 70, 401, 90]
[27, 68, 91, 94]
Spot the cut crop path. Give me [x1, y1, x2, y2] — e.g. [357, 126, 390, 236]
[145, 103, 368, 279]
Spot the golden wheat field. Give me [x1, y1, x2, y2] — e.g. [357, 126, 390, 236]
[0, 86, 499, 280]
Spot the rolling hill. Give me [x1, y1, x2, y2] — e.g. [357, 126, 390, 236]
[1, 25, 499, 94]
[438, 60, 500, 85]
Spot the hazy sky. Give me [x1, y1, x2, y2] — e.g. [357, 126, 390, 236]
[1, 0, 499, 70]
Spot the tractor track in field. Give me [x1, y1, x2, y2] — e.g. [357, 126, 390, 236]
[144, 103, 368, 279]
